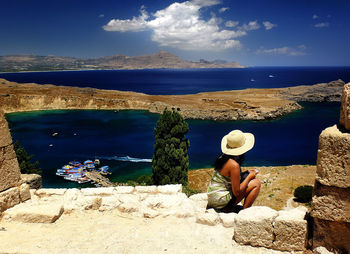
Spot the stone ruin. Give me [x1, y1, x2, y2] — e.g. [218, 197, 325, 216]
[0, 110, 31, 213]
[1, 84, 350, 253]
[311, 84, 350, 253]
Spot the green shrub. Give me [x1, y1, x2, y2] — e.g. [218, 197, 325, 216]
[294, 185, 313, 203]
[14, 141, 42, 175]
[182, 185, 201, 197]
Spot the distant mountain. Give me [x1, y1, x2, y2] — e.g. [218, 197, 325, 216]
[0, 51, 243, 72]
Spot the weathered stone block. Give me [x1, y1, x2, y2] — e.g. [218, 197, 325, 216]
[114, 186, 134, 194]
[19, 183, 31, 202]
[0, 157, 21, 193]
[36, 188, 67, 196]
[0, 186, 20, 212]
[142, 193, 186, 210]
[0, 112, 13, 147]
[311, 183, 350, 222]
[21, 174, 42, 189]
[135, 185, 157, 193]
[219, 212, 237, 228]
[313, 246, 335, 254]
[99, 196, 121, 211]
[273, 208, 308, 251]
[234, 206, 278, 248]
[157, 184, 182, 194]
[340, 83, 350, 130]
[142, 208, 159, 218]
[81, 187, 114, 196]
[196, 208, 219, 226]
[4, 203, 64, 223]
[313, 218, 350, 254]
[189, 193, 208, 212]
[316, 125, 350, 188]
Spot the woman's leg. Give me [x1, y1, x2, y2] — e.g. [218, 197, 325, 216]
[242, 179, 261, 209]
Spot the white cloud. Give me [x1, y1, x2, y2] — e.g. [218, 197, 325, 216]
[312, 14, 318, 19]
[99, 14, 105, 18]
[225, 20, 239, 28]
[103, 0, 250, 51]
[315, 22, 329, 28]
[103, 6, 149, 32]
[256, 46, 306, 56]
[263, 21, 277, 30]
[219, 7, 229, 13]
[241, 21, 260, 31]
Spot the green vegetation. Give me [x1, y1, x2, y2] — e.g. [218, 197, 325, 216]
[294, 185, 313, 203]
[152, 108, 190, 186]
[14, 141, 42, 175]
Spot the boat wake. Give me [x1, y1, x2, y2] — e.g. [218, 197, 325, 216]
[98, 155, 152, 163]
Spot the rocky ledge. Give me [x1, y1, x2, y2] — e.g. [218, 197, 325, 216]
[0, 78, 345, 121]
[1, 185, 309, 252]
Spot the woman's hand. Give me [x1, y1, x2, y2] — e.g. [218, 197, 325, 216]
[248, 169, 259, 179]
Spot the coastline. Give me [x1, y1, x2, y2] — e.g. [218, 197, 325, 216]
[0, 78, 344, 121]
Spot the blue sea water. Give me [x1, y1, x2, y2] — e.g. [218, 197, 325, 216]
[2, 67, 348, 188]
[1, 67, 350, 95]
[6, 102, 339, 188]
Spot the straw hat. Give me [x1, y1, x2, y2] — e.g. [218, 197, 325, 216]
[221, 130, 255, 156]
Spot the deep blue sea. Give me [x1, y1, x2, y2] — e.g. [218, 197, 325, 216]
[1, 67, 350, 95]
[2, 67, 348, 188]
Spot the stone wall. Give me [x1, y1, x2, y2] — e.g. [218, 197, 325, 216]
[311, 83, 350, 253]
[0, 111, 30, 213]
[2, 185, 309, 251]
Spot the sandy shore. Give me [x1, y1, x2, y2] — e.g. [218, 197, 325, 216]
[0, 210, 290, 254]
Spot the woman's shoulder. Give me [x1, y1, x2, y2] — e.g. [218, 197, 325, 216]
[220, 158, 240, 176]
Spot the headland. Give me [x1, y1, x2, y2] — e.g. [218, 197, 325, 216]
[0, 78, 344, 121]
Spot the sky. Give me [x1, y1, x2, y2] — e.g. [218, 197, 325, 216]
[1, 0, 350, 66]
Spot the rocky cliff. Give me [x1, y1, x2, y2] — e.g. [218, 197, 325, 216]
[0, 78, 344, 121]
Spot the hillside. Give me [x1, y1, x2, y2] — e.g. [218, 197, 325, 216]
[0, 52, 243, 72]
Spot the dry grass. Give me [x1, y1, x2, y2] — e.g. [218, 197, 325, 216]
[188, 165, 316, 210]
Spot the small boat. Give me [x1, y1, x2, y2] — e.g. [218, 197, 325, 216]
[250, 78, 255, 82]
[52, 132, 58, 137]
[269, 75, 274, 78]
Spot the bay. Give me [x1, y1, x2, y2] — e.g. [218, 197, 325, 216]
[6, 102, 339, 188]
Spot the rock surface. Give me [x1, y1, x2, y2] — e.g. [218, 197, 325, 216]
[0, 186, 20, 212]
[234, 206, 279, 248]
[21, 173, 42, 189]
[311, 182, 350, 222]
[340, 83, 350, 130]
[312, 218, 350, 253]
[3, 202, 64, 223]
[273, 208, 308, 251]
[1, 79, 344, 121]
[0, 112, 21, 192]
[0, 210, 290, 254]
[316, 125, 350, 188]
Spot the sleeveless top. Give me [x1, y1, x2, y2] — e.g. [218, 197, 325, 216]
[207, 170, 233, 209]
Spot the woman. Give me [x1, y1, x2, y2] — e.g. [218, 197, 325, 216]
[207, 130, 261, 210]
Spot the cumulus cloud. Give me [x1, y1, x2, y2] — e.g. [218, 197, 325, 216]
[256, 46, 306, 56]
[312, 14, 318, 19]
[241, 21, 260, 31]
[103, 6, 149, 32]
[315, 22, 329, 28]
[262, 21, 277, 30]
[103, 0, 251, 51]
[219, 7, 229, 13]
[225, 20, 239, 28]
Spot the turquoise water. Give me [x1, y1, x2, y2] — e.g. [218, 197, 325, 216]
[6, 102, 340, 188]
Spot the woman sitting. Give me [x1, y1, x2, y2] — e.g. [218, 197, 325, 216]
[207, 130, 261, 211]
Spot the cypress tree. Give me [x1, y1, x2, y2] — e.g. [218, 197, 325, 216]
[14, 141, 42, 175]
[152, 108, 189, 185]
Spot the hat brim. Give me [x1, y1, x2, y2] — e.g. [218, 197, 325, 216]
[221, 132, 255, 156]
